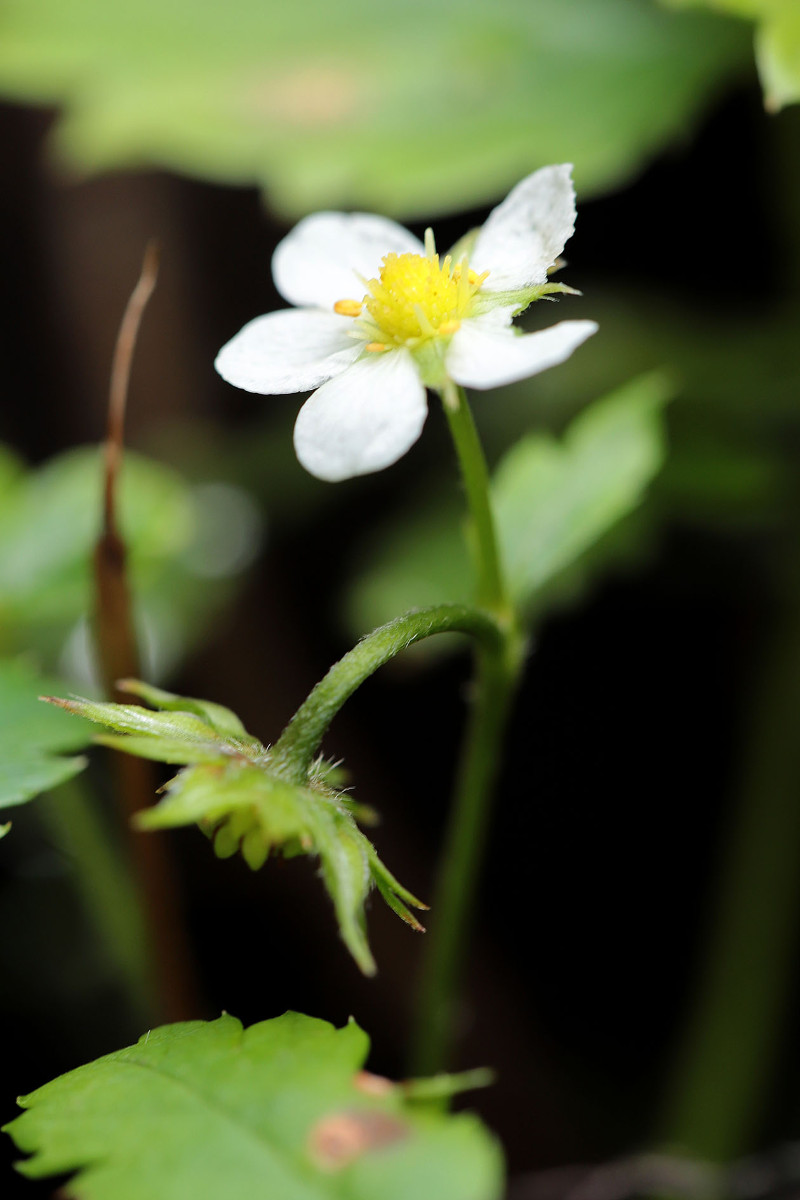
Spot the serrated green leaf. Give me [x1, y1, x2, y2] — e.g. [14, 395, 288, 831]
[0, 659, 93, 814]
[0, 0, 748, 219]
[51, 682, 426, 972]
[664, 0, 800, 108]
[4, 1013, 503, 1200]
[346, 373, 671, 643]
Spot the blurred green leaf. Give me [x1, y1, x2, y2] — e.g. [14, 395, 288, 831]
[496, 371, 671, 606]
[4, 1012, 503, 1200]
[346, 373, 671, 641]
[0, 446, 260, 678]
[49, 682, 426, 974]
[664, 0, 800, 108]
[0, 659, 91, 815]
[0, 0, 748, 218]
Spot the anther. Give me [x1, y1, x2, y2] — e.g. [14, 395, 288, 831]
[438, 320, 461, 335]
[365, 342, 390, 352]
[334, 299, 363, 317]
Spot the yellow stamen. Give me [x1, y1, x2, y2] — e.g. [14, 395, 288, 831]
[452, 263, 483, 287]
[334, 299, 363, 316]
[360, 251, 488, 346]
[365, 341, 390, 352]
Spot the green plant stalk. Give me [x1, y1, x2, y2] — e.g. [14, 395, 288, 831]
[659, 602, 800, 1160]
[411, 640, 522, 1076]
[37, 775, 153, 1023]
[272, 603, 504, 783]
[410, 381, 526, 1077]
[440, 379, 510, 617]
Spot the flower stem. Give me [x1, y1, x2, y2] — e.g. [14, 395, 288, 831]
[409, 381, 525, 1076]
[271, 603, 504, 784]
[440, 379, 510, 618]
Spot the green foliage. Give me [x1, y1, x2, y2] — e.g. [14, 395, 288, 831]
[0, 658, 92, 818]
[664, 0, 800, 108]
[48, 681, 426, 974]
[0, 445, 259, 676]
[0, 0, 748, 218]
[4, 1012, 503, 1200]
[347, 373, 671, 642]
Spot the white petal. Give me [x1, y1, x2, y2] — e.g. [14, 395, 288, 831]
[470, 164, 577, 293]
[215, 309, 362, 395]
[447, 318, 598, 391]
[273, 212, 424, 309]
[293, 350, 427, 481]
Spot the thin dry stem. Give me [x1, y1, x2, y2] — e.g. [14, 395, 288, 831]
[94, 242, 198, 1023]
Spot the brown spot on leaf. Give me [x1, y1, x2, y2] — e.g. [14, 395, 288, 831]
[244, 63, 362, 127]
[309, 1108, 409, 1170]
[353, 1070, 395, 1098]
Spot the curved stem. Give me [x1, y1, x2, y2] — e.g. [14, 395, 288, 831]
[271, 603, 504, 783]
[440, 379, 510, 618]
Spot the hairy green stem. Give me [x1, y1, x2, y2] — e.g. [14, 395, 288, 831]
[410, 381, 525, 1076]
[271, 603, 504, 783]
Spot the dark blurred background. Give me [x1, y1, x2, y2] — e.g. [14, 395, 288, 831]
[1, 1, 800, 1196]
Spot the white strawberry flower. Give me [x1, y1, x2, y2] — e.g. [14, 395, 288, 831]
[216, 164, 597, 482]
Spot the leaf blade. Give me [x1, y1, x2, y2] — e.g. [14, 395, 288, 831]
[4, 1014, 503, 1200]
[0, 0, 750, 217]
[0, 658, 93, 816]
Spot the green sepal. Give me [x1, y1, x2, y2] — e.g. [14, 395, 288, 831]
[117, 678, 254, 741]
[44, 696, 225, 745]
[45, 682, 426, 974]
[374, 872, 426, 933]
[94, 733, 228, 765]
[472, 279, 580, 319]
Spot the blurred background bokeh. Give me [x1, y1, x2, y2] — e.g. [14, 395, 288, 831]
[1, 0, 800, 1196]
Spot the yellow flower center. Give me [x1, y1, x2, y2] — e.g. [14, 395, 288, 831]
[334, 240, 488, 350]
